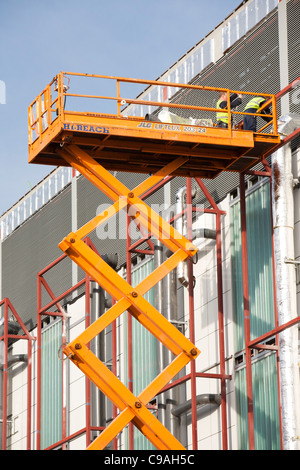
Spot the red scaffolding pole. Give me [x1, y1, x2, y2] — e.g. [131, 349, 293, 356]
[0, 297, 34, 450]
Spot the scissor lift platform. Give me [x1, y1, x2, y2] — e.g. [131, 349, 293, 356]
[28, 73, 281, 450]
[28, 72, 280, 179]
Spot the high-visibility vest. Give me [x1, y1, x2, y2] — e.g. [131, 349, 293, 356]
[216, 99, 229, 123]
[244, 96, 265, 112]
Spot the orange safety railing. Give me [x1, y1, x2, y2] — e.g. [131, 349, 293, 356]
[28, 71, 278, 147]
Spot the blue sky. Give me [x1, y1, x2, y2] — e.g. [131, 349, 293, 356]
[0, 0, 241, 216]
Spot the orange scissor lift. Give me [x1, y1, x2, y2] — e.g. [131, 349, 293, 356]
[28, 72, 280, 450]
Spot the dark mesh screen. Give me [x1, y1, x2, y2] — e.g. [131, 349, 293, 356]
[2, 3, 300, 331]
[287, 0, 300, 154]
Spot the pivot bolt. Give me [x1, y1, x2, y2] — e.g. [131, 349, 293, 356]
[132, 291, 138, 298]
[70, 238, 76, 243]
[128, 192, 134, 198]
[135, 401, 142, 409]
[190, 348, 198, 356]
[75, 343, 82, 350]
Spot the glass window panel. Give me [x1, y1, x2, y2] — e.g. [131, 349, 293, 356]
[202, 39, 213, 69]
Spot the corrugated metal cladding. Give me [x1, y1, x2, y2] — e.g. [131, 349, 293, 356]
[235, 352, 280, 450]
[287, 0, 300, 87]
[1, 187, 72, 330]
[122, 258, 156, 450]
[231, 182, 280, 449]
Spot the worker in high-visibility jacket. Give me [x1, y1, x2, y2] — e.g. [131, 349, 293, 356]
[216, 91, 242, 128]
[243, 96, 272, 131]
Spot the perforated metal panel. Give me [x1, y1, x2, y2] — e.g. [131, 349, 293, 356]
[2, 1, 299, 335]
